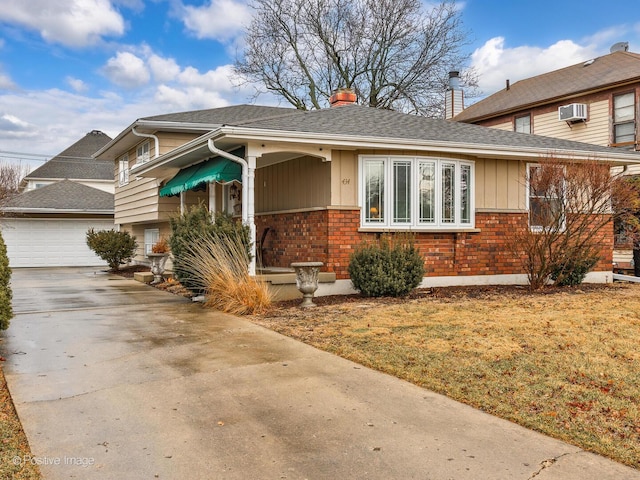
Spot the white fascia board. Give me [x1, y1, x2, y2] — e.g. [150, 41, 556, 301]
[93, 120, 138, 158]
[220, 126, 640, 165]
[130, 124, 640, 175]
[2, 208, 114, 214]
[93, 120, 220, 159]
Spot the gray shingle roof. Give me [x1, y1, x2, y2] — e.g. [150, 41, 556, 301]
[26, 130, 114, 181]
[5, 180, 114, 212]
[233, 104, 640, 156]
[454, 51, 640, 122]
[142, 104, 299, 124]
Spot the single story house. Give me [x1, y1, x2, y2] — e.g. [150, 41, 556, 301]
[2, 131, 115, 267]
[94, 96, 640, 295]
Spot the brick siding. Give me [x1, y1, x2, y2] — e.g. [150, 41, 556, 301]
[256, 209, 613, 280]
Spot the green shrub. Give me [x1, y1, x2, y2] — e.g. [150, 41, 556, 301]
[348, 235, 424, 297]
[550, 253, 599, 287]
[86, 228, 137, 271]
[0, 231, 12, 330]
[169, 205, 251, 293]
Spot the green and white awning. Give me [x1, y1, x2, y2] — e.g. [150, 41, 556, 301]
[159, 148, 244, 197]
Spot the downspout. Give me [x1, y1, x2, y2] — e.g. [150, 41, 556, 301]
[132, 127, 160, 159]
[207, 138, 256, 276]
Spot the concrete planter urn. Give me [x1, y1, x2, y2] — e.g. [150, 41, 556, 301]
[147, 253, 169, 284]
[291, 262, 324, 308]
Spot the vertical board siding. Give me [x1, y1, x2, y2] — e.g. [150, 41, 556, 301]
[475, 159, 525, 211]
[256, 156, 331, 212]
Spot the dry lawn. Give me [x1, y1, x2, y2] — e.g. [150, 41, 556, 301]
[250, 283, 640, 468]
[0, 366, 41, 479]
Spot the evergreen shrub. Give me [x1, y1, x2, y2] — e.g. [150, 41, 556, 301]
[169, 205, 251, 293]
[86, 228, 137, 271]
[348, 235, 424, 297]
[0, 231, 12, 330]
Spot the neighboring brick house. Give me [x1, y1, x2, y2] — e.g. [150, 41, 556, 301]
[452, 45, 640, 268]
[2, 131, 115, 267]
[94, 98, 640, 297]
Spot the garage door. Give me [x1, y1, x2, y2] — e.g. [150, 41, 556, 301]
[1, 218, 115, 267]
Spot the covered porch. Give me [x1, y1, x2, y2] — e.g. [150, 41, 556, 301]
[132, 132, 334, 279]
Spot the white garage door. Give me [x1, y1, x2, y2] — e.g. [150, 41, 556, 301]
[1, 218, 115, 267]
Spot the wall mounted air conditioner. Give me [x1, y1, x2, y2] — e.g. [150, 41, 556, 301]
[558, 103, 588, 122]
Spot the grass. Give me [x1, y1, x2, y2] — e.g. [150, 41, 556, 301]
[0, 365, 41, 479]
[180, 232, 272, 315]
[251, 283, 640, 468]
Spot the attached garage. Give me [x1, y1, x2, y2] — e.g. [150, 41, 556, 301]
[1, 180, 115, 268]
[1, 218, 114, 268]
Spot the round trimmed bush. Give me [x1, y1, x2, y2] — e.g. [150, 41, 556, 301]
[348, 235, 424, 297]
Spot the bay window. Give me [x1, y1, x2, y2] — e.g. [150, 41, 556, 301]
[360, 156, 474, 229]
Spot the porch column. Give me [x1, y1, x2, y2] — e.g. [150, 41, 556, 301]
[247, 155, 257, 276]
[180, 191, 185, 215]
[209, 182, 216, 219]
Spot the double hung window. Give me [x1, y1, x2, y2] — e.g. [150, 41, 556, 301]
[144, 229, 160, 255]
[136, 142, 150, 164]
[527, 164, 564, 231]
[118, 155, 129, 186]
[514, 114, 531, 134]
[613, 92, 635, 146]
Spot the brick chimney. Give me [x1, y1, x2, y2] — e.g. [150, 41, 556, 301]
[329, 88, 357, 107]
[445, 71, 464, 119]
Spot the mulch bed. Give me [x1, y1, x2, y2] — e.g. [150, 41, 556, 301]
[111, 265, 621, 314]
[111, 264, 150, 278]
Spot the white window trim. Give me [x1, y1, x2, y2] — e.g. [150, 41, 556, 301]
[358, 155, 475, 230]
[144, 228, 160, 256]
[526, 163, 565, 232]
[136, 141, 150, 165]
[118, 155, 129, 186]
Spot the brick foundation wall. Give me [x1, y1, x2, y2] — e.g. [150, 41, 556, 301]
[256, 210, 330, 268]
[256, 209, 613, 280]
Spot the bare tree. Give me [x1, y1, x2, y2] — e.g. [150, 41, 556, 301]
[235, 0, 477, 116]
[0, 162, 29, 208]
[509, 157, 639, 290]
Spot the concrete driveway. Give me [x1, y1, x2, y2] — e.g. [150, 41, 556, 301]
[2, 267, 638, 479]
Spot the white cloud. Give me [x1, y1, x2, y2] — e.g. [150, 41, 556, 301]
[0, 88, 145, 162]
[0, 70, 16, 90]
[154, 85, 231, 111]
[181, 0, 251, 43]
[66, 76, 88, 93]
[0, 0, 125, 47]
[102, 51, 151, 88]
[177, 64, 240, 92]
[470, 37, 599, 96]
[153, 64, 253, 110]
[148, 55, 181, 83]
[0, 113, 32, 134]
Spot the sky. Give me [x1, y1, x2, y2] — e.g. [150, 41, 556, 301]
[1, 0, 639, 171]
